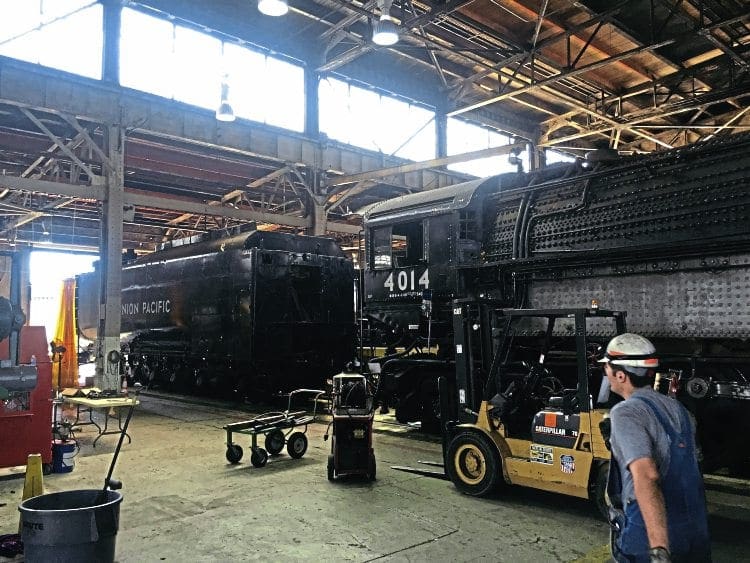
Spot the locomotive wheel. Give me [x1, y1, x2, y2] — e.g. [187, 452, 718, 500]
[368, 453, 377, 481]
[590, 462, 610, 521]
[446, 430, 501, 496]
[327, 454, 335, 481]
[265, 429, 285, 456]
[226, 444, 243, 464]
[250, 447, 268, 468]
[287, 432, 308, 459]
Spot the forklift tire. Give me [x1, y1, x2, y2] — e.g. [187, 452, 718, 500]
[591, 462, 610, 520]
[265, 429, 285, 456]
[446, 430, 501, 496]
[368, 454, 377, 481]
[327, 454, 335, 481]
[250, 447, 268, 468]
[226, 444, 243, 464]
[287, 432, 308, 459]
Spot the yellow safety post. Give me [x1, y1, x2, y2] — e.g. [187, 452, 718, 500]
[22, 453, 44, 500]
[19, 453, 44, 533]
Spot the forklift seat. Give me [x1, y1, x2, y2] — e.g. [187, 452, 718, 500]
[547, 388, 580, 414]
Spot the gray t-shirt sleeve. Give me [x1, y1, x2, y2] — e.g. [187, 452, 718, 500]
[610, 402, 656, 470]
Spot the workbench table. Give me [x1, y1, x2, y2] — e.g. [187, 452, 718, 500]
[63, 395, 139, 447]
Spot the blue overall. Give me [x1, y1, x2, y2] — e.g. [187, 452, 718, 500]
[609, 394, 711, 562]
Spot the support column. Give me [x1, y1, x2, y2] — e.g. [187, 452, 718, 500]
[8, 250, 28, 365]
[527, 141, 540, 171]
[311, 197, 327, 236]
[436, 102, 448, 159]
[304, 64, 320, 139]
[101, 0, 121, 85]
[95, 125, 124, 391]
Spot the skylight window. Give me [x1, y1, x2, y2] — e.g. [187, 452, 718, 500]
[447, 117, 527, 177]
[319, 77, 436, 162]
[120, 7, 304, 132]
[0, 0, 103, 79]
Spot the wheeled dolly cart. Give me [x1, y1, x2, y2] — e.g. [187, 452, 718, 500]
[223, 389, 325, 468]
[325, 374, 376, 481]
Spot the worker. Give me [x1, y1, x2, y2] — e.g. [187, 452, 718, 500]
[598, 333, 710, 563]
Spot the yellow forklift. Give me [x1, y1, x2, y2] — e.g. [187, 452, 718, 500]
[441, 301, 626, 517]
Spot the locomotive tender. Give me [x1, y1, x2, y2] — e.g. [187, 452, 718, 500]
[77, 228, 355, 398]
[362, 132, 750, 473]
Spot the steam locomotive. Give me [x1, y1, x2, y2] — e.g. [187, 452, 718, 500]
[77, 228, 356, 398]
[362, 131, 750, 473]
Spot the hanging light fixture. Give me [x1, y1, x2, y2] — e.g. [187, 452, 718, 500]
[215, 75, 235, 122]
[258, 0, 288, 17]
[372, 0, 398, 46]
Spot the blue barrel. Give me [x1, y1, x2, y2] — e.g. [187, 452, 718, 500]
[19, 489, 122, 562]
[51, 440, 76, 473]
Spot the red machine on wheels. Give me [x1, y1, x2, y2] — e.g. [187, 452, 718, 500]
[326, 374, 376, 481]
[0, 305, 53, 471]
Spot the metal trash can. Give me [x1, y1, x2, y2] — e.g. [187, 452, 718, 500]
[19, 489, 122, 562]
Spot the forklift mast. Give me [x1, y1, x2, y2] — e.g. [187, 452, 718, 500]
[450, 299, 627, 424]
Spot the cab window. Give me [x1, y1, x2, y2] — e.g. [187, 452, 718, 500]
[371, 222, 424, 269]
[372, 227, 392, 269]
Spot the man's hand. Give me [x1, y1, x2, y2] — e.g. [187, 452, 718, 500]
[630, 457, 669, 551]
[649, 546, 671, 562]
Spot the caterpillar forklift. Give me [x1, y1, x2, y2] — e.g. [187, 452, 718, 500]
[441, 300, 626, 517]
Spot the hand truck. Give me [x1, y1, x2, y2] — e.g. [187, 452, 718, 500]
[223, 389, 326, 468]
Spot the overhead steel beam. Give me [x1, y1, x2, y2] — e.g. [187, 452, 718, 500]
[325, 143, 525, 187]
[449, 38, 675, 117]
[450, 12, 749, 118]
[59, 113, 114, 172]
[21, 133, 86, 179]
[20, 107, 98, 178]
[402, 0, 476, 29]
[325, 179, 377, 210]
[701, 106, 750, 141]
[221, 166, 293, 202]
[542, 87, 750, 147]
[540, 54, 748, 137]
[317, 0, 478, 74]
[0, 175, 307, 225]
[321, 0, 377, 41]
[0, 174, 364, 234]
[451, 3, 630, 90]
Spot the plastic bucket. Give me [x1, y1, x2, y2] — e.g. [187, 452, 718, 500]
[19, 489, 122, 563]
[51, 440, 76, 473]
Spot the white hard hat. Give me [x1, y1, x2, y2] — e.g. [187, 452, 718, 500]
[598, 333, 658, 370]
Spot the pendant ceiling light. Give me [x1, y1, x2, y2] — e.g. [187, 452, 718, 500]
[258, 0, 288, 17]
[215, 76, 235, 122]
[372, 0, 398, 46]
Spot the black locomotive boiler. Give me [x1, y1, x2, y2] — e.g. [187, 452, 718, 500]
[77, 228, 356, 398]
[362, 132, 750, 473]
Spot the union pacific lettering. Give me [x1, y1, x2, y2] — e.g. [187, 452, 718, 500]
[122, 299, 171, 316]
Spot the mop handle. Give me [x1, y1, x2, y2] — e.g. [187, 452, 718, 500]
[103, 383, 142, 492]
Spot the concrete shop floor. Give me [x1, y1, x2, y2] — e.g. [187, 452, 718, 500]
[1, 394, 748, 562]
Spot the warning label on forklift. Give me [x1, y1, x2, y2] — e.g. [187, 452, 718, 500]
[530, 444, 553, 465]
[560, 454, 576, 474]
